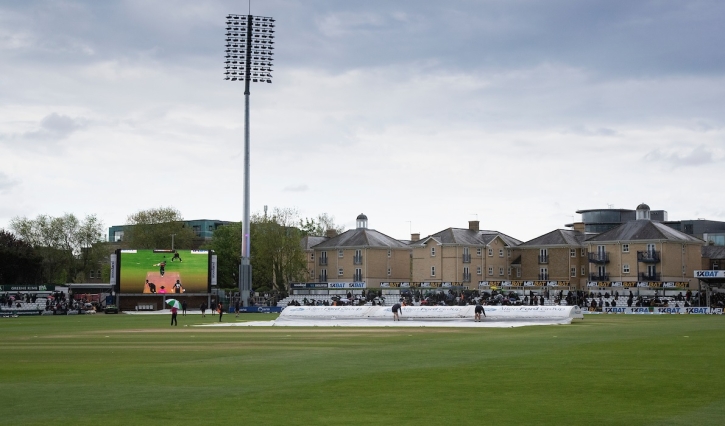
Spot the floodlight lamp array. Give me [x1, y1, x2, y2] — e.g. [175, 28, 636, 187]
[225, 14, 275, 83]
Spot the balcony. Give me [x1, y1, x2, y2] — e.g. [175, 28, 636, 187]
[353, 255, 363, 265]
[588, 252, 610, 264]
[538, 255, 549, 264]
[639, 272, 661, 281]
[589, 273, 610, 281]
[538, 273, 549, 280]
[462, 273, 471, 283]
[462, 254, 471, 263]
[637, 251, 660, 263]
[318, 258, 327, 266]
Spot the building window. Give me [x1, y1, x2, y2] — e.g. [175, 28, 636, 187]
[89, 270, 94, 279]
[499, 267, 504, 276]
[387, 250, 391, 258]
[571, 267, 576, 277]
[477, 248, 482, 256]
[338, 268, 343, 276]
[338, 250, 344, 258]
[622, 244, 629, 253]
[488, 248, 493, 257]
[507, 249, 511, 258]
[581, 266, 585, 276]
[516, 268, 521, 278]
[354, 268, 362, 281]
[97, 269, 101, 278]
[431, 247, 436, 257]
[431, 266, 436, 277]
[387, 268, 391, 276]
[570, 249, 576, 258]
[488, 267, 493, 276]
[310, 253, 314, 260]
[113, 230, 124, 242]
[507, 267, 511, 276]
[623, 264, 630, 274]
[499, 249, 504, 257]
[581, 248, 586, 257]
[208, 225, 213, 231]
[477, 266, 482, 275]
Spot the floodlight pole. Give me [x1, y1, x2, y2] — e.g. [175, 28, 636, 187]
[226, 13, 274, 307]
[240, 15, 253, 308]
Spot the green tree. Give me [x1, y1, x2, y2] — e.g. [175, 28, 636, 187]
[299, 213, 346, 236]
[9, 214, 105, 284]
[123, 207, 195, 249]
[205, 222, 242, 288]
[0, 229, 43, 284]
[251, 208, 307, 294]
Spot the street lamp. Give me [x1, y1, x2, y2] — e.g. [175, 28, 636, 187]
[225, 13, 275, 306]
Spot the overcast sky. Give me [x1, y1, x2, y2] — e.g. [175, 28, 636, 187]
[1, 0, 724, 242]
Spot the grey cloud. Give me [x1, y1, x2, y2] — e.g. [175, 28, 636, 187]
[283, 184, 309, 192]
[0, 113, 87, 152]
[0, 172, 19, 194]
[564, 126, 619, 137]
[3, 1, 724, 79]
[644, 145, 722, 167]
[22, 113, 86, 141]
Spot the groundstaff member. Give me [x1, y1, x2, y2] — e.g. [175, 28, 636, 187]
[474, 303, 486, 322]
[392, 303, 402, 321]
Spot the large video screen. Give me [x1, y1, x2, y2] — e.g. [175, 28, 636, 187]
[118, 249, 210, 294]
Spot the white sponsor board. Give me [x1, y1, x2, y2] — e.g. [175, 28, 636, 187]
[327, 282, 366, 289]
[598, 307, 723, 314]
[695, 270, 725, 278]
[109, 253, 117, 285]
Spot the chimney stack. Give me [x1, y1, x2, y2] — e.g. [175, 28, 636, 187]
[411, 233, 420, 242]
[572, 222, 586, 234]
[325, 229, 338, 238]
[469, 220, 480, 232]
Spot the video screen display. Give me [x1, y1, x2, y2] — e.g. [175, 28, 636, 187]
[118, 249, 210, 294]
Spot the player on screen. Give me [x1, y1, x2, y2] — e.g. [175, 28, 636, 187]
[171, 251, 183, 262]
[145, 280, 157, 294]
[173, 280, 183, 294]
[159, 261, 166, 276]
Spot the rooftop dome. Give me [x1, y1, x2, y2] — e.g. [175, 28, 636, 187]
[636, 203, 650, 210]
[356, 213, 368, 229]
[636, 203, 651, 220]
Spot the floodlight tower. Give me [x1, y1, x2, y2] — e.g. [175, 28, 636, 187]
[224, 13, 275, 306]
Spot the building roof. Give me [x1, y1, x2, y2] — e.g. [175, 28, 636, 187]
[520, 229, 585, 247]
[300, 235, 327, 250]
[356, 213, 368, 221]
[702, 245, 725, 260]
[586, 220, 703, 243]
[311, 228, 408, 249]
[414, 228, 522, 247]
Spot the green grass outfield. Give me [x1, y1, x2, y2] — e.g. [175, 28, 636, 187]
[1, 314, 724, 425]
